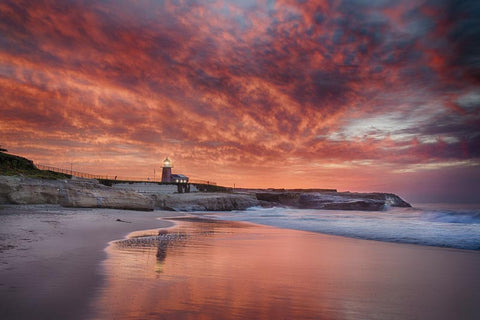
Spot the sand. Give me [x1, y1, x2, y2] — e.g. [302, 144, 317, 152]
[0, 205, 185, 320]
[1, 206, 480, 320]
[96, 218, 480, 320]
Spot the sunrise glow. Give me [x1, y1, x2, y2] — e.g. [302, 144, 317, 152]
[1, 0, 479, 202]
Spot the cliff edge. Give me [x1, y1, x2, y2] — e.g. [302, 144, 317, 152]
[0, 176, 411, 212]
[256, 191, 411, 210]
[0, 176, 155, 211]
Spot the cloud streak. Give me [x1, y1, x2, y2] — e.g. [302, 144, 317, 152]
[1, 0, 479, 201]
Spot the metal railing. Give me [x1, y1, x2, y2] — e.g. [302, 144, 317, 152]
[34, 163, 216, 185]
[189, 179, 217, 185]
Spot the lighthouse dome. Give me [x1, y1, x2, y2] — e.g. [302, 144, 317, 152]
[163, 157, 172, 168]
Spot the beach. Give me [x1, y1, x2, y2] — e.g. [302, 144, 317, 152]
[1, 206, 480, 320]
[96, 218, 480, 320]
[0, 205, 184, 320]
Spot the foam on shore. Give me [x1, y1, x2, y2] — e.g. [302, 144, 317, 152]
[208, 205, 480, 250]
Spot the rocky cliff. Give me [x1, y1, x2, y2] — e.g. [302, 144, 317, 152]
[152, 192, 259, 211]
[0, 175, 411, 212]
[0, 176, 155, 211]
[256, 191, 411, 211]
[0, 176, 258, 211]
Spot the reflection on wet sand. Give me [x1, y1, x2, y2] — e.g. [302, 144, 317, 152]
[94, 217, 480, 320]
[115, 229, 187, 274]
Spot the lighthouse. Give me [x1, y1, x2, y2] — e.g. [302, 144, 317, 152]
[161, 157, 172, 182]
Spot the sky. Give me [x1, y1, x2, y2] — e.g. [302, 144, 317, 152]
[0, 0, 479, 203]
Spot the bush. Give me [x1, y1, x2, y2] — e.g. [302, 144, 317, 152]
[0, 152, 71, 179]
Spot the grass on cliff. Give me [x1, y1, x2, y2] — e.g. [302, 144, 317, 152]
[0, 152, 71, 179]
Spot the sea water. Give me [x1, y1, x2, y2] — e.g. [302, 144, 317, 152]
[96, 218, 480, 319]
[206, 203, 480, 250]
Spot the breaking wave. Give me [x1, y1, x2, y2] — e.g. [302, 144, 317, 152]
[420, 210, 480, 224]
[208, 205, 480, 250]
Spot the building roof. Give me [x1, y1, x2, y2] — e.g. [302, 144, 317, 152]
[171, 174, 188, 180]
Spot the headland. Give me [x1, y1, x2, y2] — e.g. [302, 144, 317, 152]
[0, 151, 411, 211]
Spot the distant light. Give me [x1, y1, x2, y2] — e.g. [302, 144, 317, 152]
[163, 157, 172, 168]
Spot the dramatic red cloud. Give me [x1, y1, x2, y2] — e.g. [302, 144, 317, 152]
[1, 0, 479, 202]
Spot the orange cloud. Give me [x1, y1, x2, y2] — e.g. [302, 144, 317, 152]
[1, 0, 479, 201]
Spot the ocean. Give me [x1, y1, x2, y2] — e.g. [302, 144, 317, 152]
[206, 203, 480, 250]
[95, 207, 480, 319]
[3, 205, 480, 319]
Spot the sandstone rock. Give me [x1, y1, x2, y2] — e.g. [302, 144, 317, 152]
[0, 176, 154, 211]
[152, 192, 259, 211]
[61, 180, 155, 211]
[321, 200, 385, 211]
[0, 175, 410, 212]
[256, 191, 411, 211]
[256, 192, 301, 206]
[0, 176, 63, 204]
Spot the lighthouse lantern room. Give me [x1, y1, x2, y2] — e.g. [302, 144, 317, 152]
[161, 157, 172, 182]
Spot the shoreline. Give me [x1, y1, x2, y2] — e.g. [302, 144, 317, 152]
[2, 205, 480, 319]
[207, 205, 480, 251]
[97, 217, 480, 319]
[0, 205, 186, 320]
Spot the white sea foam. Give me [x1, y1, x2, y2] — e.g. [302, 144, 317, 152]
[207, 204, 480, 250]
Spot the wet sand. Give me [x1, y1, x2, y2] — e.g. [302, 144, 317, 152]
[0, 205, 184, 320]
[2, 207, 480, 320]
[96, 218, 480, 320]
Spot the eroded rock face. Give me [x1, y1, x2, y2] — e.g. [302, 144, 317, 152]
[0, 176, 154, 211]
[0, 175, 411, 212]
[61, 180, 155, 211]
[0, 176, 63, 204]
[152, 193, 260, 211]
[256, 191, 411, 211]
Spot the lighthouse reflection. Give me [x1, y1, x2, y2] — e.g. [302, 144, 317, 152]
[154, 230, 173, 273]
[98, 218, 345, 320]
[117, 218, 236, 274]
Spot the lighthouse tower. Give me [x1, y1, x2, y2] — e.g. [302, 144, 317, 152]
[161, 157, 172, 182]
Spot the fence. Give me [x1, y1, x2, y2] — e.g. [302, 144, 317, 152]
[35, 164, 112, 180]
[34, 163, 216, 185]
[189, 179, 217, 185]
